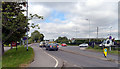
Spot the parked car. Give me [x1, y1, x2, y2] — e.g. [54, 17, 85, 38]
[46, 43, 59, 51]
[39, 42, 46, 47]
[79, 43, 88, 47]
[61, 43, 67, 47]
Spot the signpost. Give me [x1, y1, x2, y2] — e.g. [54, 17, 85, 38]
[23, 37, 27, 48]
[12, 42, 16, 47]
[109, 36, 112, 51]
[12, 41, 17, 50]
[23, 37, 27, 40]
[103, 48, 107, 58]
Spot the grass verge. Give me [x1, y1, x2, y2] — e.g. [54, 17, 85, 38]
[87, 46, 119, 55]
[2, 46, 34, 69]
[67, 44, 79, 46]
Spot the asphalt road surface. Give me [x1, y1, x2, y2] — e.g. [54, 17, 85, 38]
[42, 45, 118, 67]
[60, 46, 118, 61]
[4, 47, 11, 52]
[28, 43, 57, 67]
[30, 43, 118, 68]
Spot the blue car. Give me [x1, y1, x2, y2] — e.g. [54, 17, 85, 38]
[46, 43, 59, 51]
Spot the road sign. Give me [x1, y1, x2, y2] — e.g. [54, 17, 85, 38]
[103, 48, 107, 58]
[12, 42, 16, 47]
[23, 37, 27, 40]
[109, 36, 112, 39]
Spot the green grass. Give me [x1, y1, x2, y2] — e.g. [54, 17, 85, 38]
[0, 58, 2, 69]
[2, 46, 34, 69]
[67, 44, 79, 46]
[87, 45, 119, 55]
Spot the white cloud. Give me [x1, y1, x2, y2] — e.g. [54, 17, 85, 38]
[28, 3, 51, 17]
[28, 0, 118, 40]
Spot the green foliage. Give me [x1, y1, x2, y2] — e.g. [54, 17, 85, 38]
[2, 2, 43, 44]
[30, 30, 44, 43]
[2, 2, 28, 44]
[56, 36, 69, 44]
[29, 14, 43, 29]
[74, 40, 86, 45]
[28, 38, 33, 44]
[87, 45, 119, 55]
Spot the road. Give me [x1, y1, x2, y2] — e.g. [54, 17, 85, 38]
[43, 45, 118, 67]
[28, 43, 63, 68]
[29, 43, 56, 67]
[60, 46, 118, 61]
[29, 43, 118, 68]
[4, 47, 11, 52]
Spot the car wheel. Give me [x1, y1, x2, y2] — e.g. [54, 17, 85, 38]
[56, 49, 58, 51]
[48, 48, 51, 51]
[40, 46, 42, 48]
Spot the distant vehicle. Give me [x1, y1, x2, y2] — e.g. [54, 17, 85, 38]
[46, 43, 59, 51]
[39, 42, 46, 47]
[79, 43, 88, 47]
[61, 43, 67, 47]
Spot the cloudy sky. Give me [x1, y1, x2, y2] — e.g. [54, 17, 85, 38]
[27, 0, 119, 40]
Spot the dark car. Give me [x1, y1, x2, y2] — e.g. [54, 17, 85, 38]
[46, 43, 59, 51]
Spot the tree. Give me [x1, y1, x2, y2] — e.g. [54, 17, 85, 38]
[56, 36, 69, 44]
[31, 30, 44, 43]
[2, 1, 43, 54]
[2, 2, 28, 44]
[2, 2, 29, 54]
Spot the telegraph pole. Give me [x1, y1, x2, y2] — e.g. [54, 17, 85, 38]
[110, 27, 112, 36]
[97, 27, 98, 39]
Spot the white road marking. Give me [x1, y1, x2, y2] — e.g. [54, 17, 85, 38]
[40, 48, 58, 67]
[74, 65, 77, 66]
[44, 51, 59, 67]
[79, 48, 86, 50]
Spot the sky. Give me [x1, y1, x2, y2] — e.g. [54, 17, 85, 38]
[27, 0, 119, 40]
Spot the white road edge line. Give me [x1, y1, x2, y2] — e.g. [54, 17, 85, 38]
[40, 48, 58, 68]
[44, 51, 58, 67]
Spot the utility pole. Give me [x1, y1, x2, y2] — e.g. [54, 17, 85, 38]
[76, 26, 77, 38]
[110, 27, 112, 36]
[97, 27, 98, 39]
[97, 27, 99, 42]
